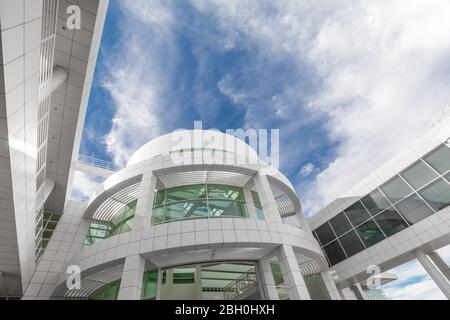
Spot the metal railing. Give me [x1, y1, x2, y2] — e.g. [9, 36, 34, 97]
[223, 271, 257, 300]
[78, 154, 120, 172]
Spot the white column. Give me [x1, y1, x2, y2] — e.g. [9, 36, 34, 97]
[428, 251, 450, 281]
[117, 255, 146, 300]
[257, 257, 280, 300]
[243, 188, 257, 219]
[351, 283, 368, 300]
[320, 271, 342, 300]
[253, 172, 282, 223]
[277, 245, 311, 300]
[133, 172, 157, 229]
[416, 250, 450, 299]
[338, 286, 357, 300]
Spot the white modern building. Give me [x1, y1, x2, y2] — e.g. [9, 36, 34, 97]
[0, 0, 449, 300]
[0, 0, 109, 298]
[309, 119, 450, 300]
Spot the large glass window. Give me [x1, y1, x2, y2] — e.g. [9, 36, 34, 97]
[315, 222, 335, 246]
[373, 209, 409, 236]
[89, 280, 121, 300]
[152, 206, 165, 224]
[323, 240, 347, 265]
[329, 212, 352, 237]
[380, 176, 413, 204]
[344, 201, 371, 227]
[164, 200, 209, 221]
[208, 185, 244, 201]
[173, 268, 196, 284]
[84, 220, 112, 246]
[394, 194, 434, 224]
[152, 184, 249, 224]
[418, 178, 450, 212]
[204, 263, 258, 300]
[166, 185, 207, 203]
[400, 160, 438, 189]
[445, 172, 450, 183]
[42, 212, 61, 249]
[338, 230, 365, 257]
[154, 190, 165, 206]
[142, 271, 158, 300]
[110, 200, 137, 236]
[423, 144, 450, 174]
[270, 263, 288, 300]
[356, 220, 385, 247]
[360, 189, 391, 216]
[315, 144, 450, 265]
[209, 201, 247, 218]
[251, 191, 265, 220]
[158, 262, 260, 300]
[84, 200, 137, 246]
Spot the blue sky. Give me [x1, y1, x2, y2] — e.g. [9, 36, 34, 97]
[79, 0, 338, 200]
[74, 0, 450, 299]
[77, 0, 450, 215]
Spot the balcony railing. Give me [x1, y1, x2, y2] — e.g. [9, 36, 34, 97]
[223, 271, 257, 300]
[78, 154, 120, 172]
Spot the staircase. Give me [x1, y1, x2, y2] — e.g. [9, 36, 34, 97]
[223, 271, 258, 300]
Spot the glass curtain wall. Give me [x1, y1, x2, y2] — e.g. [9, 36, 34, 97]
[89, 280, 121, 300]
[41, 212, 61, 250]
[84, 200, 137, 246]
[251, 191, 265, 220]
[152, 184, 249, 224]
[313, 144, 450, 266]
[270, 263, 289, 300]
[143, 262, 259, 300]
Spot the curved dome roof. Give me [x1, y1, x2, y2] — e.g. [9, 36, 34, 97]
[127, 130, 259, 167]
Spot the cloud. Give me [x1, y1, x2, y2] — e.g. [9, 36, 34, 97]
[98, 0, 179, 166]
[97, 0, 450, 215]
[70, 171, 104, 202]
[190, 0, 450, 215]
[298, 0, 450, 214]
[217, 74, 247, 104]
[87, 1, 450, 300]
[299, 163, 315, 177]
[383, 278, 445, 300]
[380, 246, 450, 300]
[122, 0, 174, 27]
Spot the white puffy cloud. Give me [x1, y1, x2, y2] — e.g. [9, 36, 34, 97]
[299, 163, 315, 177]
[102, 0, 450, 209]
[383, 278, 445, 300]
[380, 255, 448, 300]
[186, 0, 450, 214]
[101, 62, 162, 166]
[99, 0, 179, 166]
[217, 74, 248, 104]
[299, 0, 450, 214]
[122, 0, 174, 28]
[70, 170, 104, 202]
